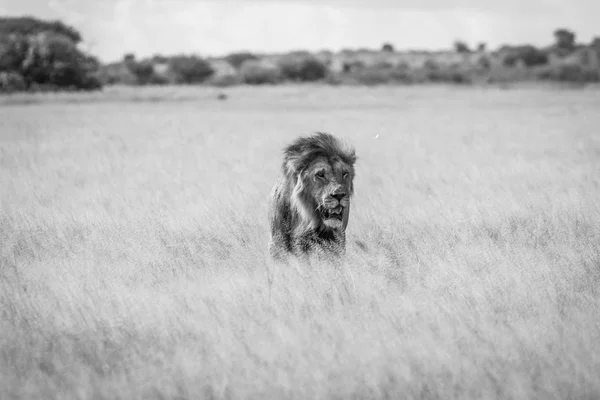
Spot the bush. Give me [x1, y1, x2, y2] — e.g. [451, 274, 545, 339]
[352, 67, 397, 85]
[478, 56, 492, 69]
[239, 60, 282, 85]
[345, 64, 423, 86]
[97, 63, 138, 86]
[425, 63, 473, 84]
[537, 64, 600, 83]
[454, 41, 471, 53]
[209, 74, 241, 87]
[502, 46, 549, 67]
[342, 60, 365, 73]
[278, 56, 328, 82]
[78, 74, 103, 91]
[381, 43, 394, 52]
[225, 52, 258, 69]
[429, 69, 472, 84]
[168, 55, 214, 84]
[324, 73, 344, 86]
[127, 61, 156, 85]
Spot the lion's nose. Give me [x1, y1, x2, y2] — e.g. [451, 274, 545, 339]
[331, 191, 346, 201]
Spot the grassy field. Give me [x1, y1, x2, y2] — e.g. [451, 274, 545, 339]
[1, 84, 600, 400]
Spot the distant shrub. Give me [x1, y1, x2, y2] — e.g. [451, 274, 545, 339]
[151, 54, 168, 63]
[324, 73, 343, 86]
[127, 61, 157, 85]
[97, 63, 138, 85]
[0, 71, 27, 92]
[373, 61, 394, 69]
[553, 28, 576, 52]
[423, 59, 439, 70]
[345, 64, 422, 85]
[239, 60, 282, 85]
[209, 74, 241, 87]
[487, 66, 531, 83]
[278, 56, 328, 82]
[342, 60, 365, 73]
[427, 67, 472, 84]
[454, 40, 471, 53]
[352, 67, 396, 85]
[78, 74, 103, 91]
[381, 43, 395, 52]
[502, 46, 549, 67]
[225, 52, 258, 69]
[478, 56, 492, 69]
[537, 64, 600, 83]
[168, 55, 214, 84]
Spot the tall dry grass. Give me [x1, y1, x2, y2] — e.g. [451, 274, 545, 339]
[1, 85, 599, 399]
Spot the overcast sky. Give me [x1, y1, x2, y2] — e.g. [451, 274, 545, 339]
[1, 0, 598, 62]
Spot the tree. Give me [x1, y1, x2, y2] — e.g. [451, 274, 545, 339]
[0, 17, 102, 91]
[0, 17, 82, 43]
[151, 54, 168, 63]
[381, 43, 394, 52]
[454, 40, 471, 53]
[123, 53, 136, 63]
[0, 34, 29, 71]
[20, 32, 100, 89]
[553, 28, 576, 50]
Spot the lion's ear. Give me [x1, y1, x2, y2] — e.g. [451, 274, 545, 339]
[348, 150, 357, 167]
[285, 157, 304, 177]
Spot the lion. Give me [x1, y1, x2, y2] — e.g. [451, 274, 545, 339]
[268, 132, 357, 261]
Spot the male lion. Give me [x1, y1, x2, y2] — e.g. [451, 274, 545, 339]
[268, 132, 357, 261]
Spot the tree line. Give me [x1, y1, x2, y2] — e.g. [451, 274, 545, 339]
[1, 16, 600, 93]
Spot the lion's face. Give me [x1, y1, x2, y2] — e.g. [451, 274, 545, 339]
[298, 156, 354, 231]
[280, 132, 357, 237]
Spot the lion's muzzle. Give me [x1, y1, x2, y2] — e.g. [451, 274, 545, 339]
[320, 205, 343, 220]
[320, 188, 349, 229]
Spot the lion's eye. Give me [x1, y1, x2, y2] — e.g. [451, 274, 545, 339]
[316, 171, 325, 179]
[342, 172, 349, 179]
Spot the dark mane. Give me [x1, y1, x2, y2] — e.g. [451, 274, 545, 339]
[282, 132, 357, 175]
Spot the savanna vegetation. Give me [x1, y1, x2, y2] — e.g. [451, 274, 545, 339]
[1, 85, 599, 399]
[2, 16, 600, 93]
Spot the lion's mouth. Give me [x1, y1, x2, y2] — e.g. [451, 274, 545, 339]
[320, 206, 344, 221]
